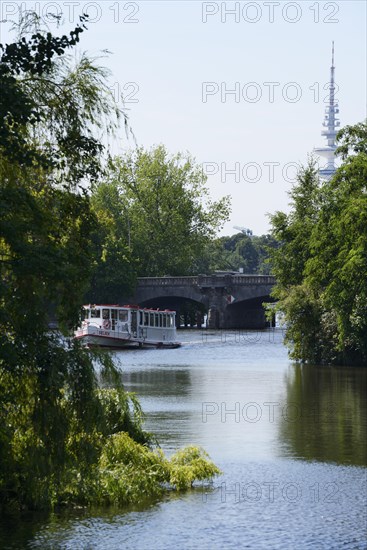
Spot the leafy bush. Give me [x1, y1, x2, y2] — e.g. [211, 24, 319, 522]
[55, 432, 221, 508]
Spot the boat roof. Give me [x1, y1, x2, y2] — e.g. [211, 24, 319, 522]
[83, 304, 175, 312]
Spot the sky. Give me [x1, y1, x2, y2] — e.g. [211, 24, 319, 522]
[1, 0, 366, 235]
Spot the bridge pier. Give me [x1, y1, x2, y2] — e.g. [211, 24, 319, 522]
[175, 308, 181, 328]
[208, 307, 218, 329]
[206, 289, 227, 329]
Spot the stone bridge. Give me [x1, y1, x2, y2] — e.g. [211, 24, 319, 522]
[130, 274, 276, 329]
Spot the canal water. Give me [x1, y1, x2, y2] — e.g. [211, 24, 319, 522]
[1, 330, 366, 549]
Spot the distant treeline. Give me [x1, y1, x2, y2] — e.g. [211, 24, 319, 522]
[200, 232, 279, 276]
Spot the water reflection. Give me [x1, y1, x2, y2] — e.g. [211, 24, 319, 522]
[123, 366, 192, 398]
[122, 365, 201, 451]
[279, 364, 367, 466]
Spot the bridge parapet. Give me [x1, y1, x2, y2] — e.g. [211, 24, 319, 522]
[137, 274, 275, 288]
[138, 276, 199, 287]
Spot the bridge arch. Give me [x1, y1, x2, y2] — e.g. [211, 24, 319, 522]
[130, 275, 276, 329]
[224, 294, 274, 329]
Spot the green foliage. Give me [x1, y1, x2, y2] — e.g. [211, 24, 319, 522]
[0, 14, 221, 513]
[0, 327, 222, 511]
[95, 433, 168, 505]
[269, 123, 367, 365]
[66, 435, 221, 506]
[0, 337, 150, 511]
[168, 446, 221, 490]
[89, 145, 231, 300]
[0, 13, 88, 166]
[97, 388, 147, 444]
[269, 160, 321, 288]
[86, 182, 137, 303]
[0, 14, 140, 512]
[0, 12, 123, 331]
[197, 232, 279, 274]
[0, 14, 122, 180]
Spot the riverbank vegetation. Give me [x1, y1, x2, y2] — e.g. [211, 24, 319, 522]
[0, 14, 220, 513]
[269, 122, 367, 366]
[87, 146, 278, 303]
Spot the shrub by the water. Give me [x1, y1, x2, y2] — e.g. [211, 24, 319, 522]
[85, 434, 221, 506]
[0, 341, 221, 512]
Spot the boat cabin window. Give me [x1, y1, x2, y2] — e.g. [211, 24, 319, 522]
[111, 309, 118, 320]
[102, 309, 110, 319]
[119, 310, 128, 322]
[90, 308, 100, 318]
[139, 310, 175, 327]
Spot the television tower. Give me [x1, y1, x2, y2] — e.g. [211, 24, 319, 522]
[314, 42, 340, 179]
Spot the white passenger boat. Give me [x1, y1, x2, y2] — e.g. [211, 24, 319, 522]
[74, 304, 180, 348]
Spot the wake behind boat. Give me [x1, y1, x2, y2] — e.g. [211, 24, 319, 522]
[74, 304, 180, 349]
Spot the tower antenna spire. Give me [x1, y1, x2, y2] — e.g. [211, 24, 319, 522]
[314, 42, 340, 179]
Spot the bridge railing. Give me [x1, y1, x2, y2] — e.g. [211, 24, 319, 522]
[137, 276, 198, 286]
[137, 275, 275, 287]
[230, 275, 275, 285]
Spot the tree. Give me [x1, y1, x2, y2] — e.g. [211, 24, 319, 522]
[0, 13, 135, 510]
[251, 234, 279, 275]
[269, 123, 367, 365]
[91, 145, 231, 288]
[268, 160, 324, 363]
[196, 232, 279, 275]
[0, 12, 123, 328]
[0, 15, 220, 511]
[305, 122, 367, 364]
[86, 182, 137, 303]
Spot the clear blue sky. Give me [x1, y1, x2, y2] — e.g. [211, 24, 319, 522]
[1, 1, 366, 235]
